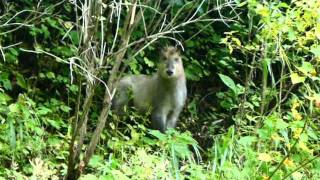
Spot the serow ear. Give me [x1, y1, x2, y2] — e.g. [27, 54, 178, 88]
[161, 47, 168, 58]
[161, 48, 166, 56]
[173, 46, 181, 55]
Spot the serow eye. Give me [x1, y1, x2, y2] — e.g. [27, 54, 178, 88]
[174, 58, 179, 62]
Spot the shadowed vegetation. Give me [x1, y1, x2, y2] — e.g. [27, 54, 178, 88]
[0, 0, 319, 179]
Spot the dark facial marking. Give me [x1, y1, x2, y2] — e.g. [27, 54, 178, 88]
[166, 70, 173, 76]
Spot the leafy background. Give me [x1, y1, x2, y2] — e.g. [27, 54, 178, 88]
[0, 0, 319, 179]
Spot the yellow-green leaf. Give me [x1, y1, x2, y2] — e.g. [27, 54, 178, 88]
[258, 153, 272, 162]
[290, 73, 305, 84]
[63, 21, 73, 29]
[310, 45, 320, 57]
[232, 37, 241, 46]
[297, 61, 315, 76]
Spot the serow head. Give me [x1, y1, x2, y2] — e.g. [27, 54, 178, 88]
[159, 46, 183, 79]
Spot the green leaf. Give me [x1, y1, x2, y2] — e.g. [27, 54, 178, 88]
[9, 120, 16, 149]
[8, 48, 18, 56]
[169, 0, 183, 6]
[2, 79, 12, 90]
[278, 2, 289, 8]
[37, 107, 52, 115]
[310, 45, 320, 57]
[80, 174, 98, 180]
[128, 58, 139, 74]
[52, 46, 74, 57]
[173, 144, 190, 158]
[142, 137, 157, 145]
[218, 74, 237, 93]
[15, 73, 27, 89]
[297, 61, 315, 77]
[0, 92, 11, 103]
[288, 28, 296, 41]
[185, 60, 205, 81]
[60, 105, 71, 113]
[88, 155, 103, 168]
[143, 57, 155, 67]
[232, 37, 241, 46]
[275, 119, 289, 130]
[41, 24, 50, 39]
[47, 136, 61, 146]
[9, 104, 19, 113]
[0, 72, 12, 90]
[34, 127, 44, 136]
[149, 130, 166, 141]
[237, 1, 247, 7]
[46, 72, 55, 79]
[5, 53, 18, 64]
[238, 136, 257, 147]
[290, 73, 306, 84]
[307, 129, 318, 140]
[39, 73, 46, 78]
[69, 31, 80, 44]
[186, 41, 195, 47]
[47, 119, 61, 129]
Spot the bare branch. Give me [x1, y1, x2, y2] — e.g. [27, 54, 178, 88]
[19, 48, 115, 100]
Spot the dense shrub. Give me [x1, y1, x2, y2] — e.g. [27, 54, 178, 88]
[0, 0, 319, 179]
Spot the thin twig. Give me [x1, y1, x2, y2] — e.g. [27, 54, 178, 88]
[109, 0, 122, 54]
[282, 155, 319, 179]
[187, 0, 206, 22]
[269, 117, 311, 178]
[1, 42, 22, 49]
[20, 48, 114, 100]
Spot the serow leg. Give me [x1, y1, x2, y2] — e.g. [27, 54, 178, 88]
[166, 110, 180, 129]
[151, 110, 167, 133]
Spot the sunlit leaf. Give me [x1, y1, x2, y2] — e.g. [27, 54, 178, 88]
[79, 174, 98, 180]
[46, 72, 55, 79]
[297, 61, 314, 76]
[149, 130, 166, 141]
[144, 57, 155, 67]
[290, 73, 305, 84]
[60, 105, 71, 113]
[88, 155, 103, 168]
[9, 104, 19, 113]
[47, 119, 61, 130]
[218, 74, 237, 93]
[9, 120, 16, 149]
[258, 153, 272, 162]
[232, 37, 241, 46]
[310, 45, 320, 57]
[63, 21, 73, 29]
[37, 107, 52, 115]
[238, 136, 257, 147]
[283, 158, 294, 167]
[275, 119, 289, 129]
[15, 73, 27, 89]
[292, 172, 303, 180]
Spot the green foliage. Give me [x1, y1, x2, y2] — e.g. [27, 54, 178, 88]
[0, 93, 70, 177]
[1, 0, 320, 179]
[82, 129, 207, 179]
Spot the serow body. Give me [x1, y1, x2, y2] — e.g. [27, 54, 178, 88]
[112, 46, 187, 132]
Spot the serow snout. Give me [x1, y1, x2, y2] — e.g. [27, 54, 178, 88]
[166, 69, 174, 76]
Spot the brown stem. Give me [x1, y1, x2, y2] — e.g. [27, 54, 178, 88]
[269, 117, 311, 178]
[282, 155, 319, 179]
[74, 0, 143, 175]
[107, 0, 141, 92]
[83, 94, 112, 166]
[66, 84, 95, 180]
